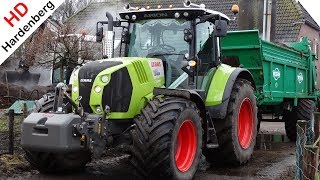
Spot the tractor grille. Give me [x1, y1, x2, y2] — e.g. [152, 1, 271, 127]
[78, 61, 122, 113]
[102, 68, 132, 112]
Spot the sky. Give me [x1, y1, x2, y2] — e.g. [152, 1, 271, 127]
[299, 0, 320, 26]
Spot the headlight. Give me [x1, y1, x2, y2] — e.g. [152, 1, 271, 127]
[72, 86, 78, 92]
[94, 85, 102, 93]
[101, 75, 109, 83]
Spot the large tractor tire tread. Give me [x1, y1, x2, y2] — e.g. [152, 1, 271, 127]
[284, 99, 315, 141]
[34, 93, 55, 113]
[25, 93, 91, 173]
[205, 79, 257, 166]
[130, 96, 203, 179]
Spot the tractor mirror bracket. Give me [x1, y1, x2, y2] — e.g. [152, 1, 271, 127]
[215, 19, 228, 37]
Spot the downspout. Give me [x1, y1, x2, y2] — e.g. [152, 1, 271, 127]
[262, 0, 267, 40]
[266, 0, 272, 41]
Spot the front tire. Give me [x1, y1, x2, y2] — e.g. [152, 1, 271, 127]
[205, 79, 257, 165]
[24, 93, 91, 173]
[130, 96, 202, 179]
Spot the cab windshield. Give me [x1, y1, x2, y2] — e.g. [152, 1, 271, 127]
[128, 19, 190, 60]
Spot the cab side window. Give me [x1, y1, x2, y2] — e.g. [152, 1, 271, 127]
[196, 21, 215, 75]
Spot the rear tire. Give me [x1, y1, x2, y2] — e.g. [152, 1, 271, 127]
[284, 99, 315, 141]
[130, 96, 202, 179]
[205, 79, 257, 165]
[24, 93, 91, 173]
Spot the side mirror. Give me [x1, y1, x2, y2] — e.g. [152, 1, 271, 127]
[96, 27, 104, 42]
[215, 20, 228, 37]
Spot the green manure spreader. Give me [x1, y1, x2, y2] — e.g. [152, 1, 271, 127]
[21, 1, 319, 179]
[221, 30, 318, 141]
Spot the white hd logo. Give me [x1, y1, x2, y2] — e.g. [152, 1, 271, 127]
[0, 0, 64, 64]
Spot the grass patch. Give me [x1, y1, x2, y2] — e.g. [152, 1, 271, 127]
[0, 115, 24, 132]
[0, 117, 7, 131]
[0, 154, 30, 176]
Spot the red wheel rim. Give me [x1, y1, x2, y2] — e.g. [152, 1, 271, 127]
[175, 120, 197, 172]
[238, 98, 254, 149]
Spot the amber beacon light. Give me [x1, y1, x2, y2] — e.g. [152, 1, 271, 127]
[232, 5, 239, 15]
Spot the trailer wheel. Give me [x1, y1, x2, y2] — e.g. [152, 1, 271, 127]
[284, 99, 315, 141]
[130, 96, 202, 179]
[205, 79, 257, 165]
[24, 93, 91, 173]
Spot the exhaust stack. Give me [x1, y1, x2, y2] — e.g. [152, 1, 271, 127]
[96, 12, 115, 59]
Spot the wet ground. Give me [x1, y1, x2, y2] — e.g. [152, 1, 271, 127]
[0, 122, 296, 180]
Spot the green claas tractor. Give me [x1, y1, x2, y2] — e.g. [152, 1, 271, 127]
[21, 0, 319, 179]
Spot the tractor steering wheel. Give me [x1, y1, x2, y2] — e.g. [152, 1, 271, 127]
[158, 44, 176, 53]
[148, 44, 176, 54]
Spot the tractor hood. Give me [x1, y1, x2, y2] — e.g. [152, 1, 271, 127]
[71, 57, 165, 119]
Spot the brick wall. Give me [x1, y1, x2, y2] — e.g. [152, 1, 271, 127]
[299, 24, 320, 88]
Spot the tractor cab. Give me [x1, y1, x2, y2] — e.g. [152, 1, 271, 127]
[97, 1, 237, 89]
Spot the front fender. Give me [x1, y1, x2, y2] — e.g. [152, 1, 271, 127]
[153, 88, 207, 147]
[206, 64, 255, 119]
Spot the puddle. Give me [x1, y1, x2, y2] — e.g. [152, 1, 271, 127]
[22, 155, 140, 180]
[198, 133, 295, 179]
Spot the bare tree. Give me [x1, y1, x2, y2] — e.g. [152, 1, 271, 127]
[53, 0, 94, 22]
[7, 0, 95, 67]
[24, 23, 100, 83]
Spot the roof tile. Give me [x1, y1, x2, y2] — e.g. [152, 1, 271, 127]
[299, 2, 320, 31]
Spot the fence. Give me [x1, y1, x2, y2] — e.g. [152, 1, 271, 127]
[0, 109, 26, 156]
[296, 112, 320, 180]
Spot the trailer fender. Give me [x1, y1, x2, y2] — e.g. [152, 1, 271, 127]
[206, 67, 255, 119]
